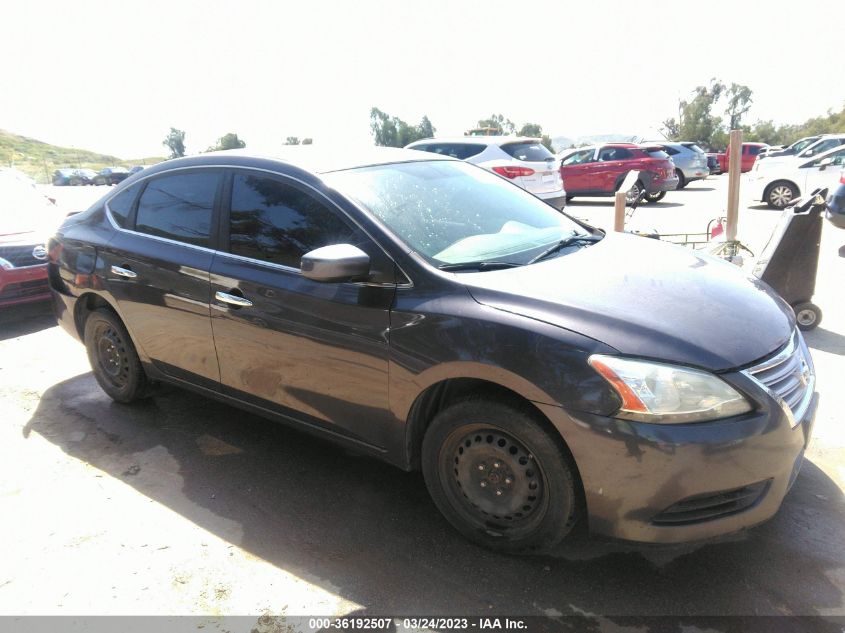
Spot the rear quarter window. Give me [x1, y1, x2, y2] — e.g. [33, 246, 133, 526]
[501, 142, 553, 162]
[646, 149, 670, 159]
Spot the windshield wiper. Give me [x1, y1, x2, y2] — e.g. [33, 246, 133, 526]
[438, 261, 522, 272]
[527, 233, 603, 265]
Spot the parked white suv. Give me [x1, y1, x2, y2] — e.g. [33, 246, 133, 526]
[405, 137, 566, 209]
[750, 143, 845, 208]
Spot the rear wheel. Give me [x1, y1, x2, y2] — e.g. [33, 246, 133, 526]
[675, 169, 686, 189]
[645, 191, 666, 203]
[766, 181, 798, 209]
[793, 302, 822, 331]
[84, 308, 150, 403]
[69, 177, 82, 186]
[625, 181, 643, 205]
[422, 398, 579, 553]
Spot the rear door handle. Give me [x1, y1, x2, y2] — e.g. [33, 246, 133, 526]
[215, 290, 253, 308]
[111, 265, 137, 279]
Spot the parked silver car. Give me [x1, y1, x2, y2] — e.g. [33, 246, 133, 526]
[649, 142, 709, 189]
[405, 136, 566, 209]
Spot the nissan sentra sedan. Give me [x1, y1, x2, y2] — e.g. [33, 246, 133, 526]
[47, 147, 817, 552]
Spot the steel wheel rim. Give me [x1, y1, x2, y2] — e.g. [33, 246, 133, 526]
[441, 425, 548, 533]
[796, 309, 816, 327]
[626, 184, 641, 204]
[770, 185, 793, 208]
[95, 325, 130, 387]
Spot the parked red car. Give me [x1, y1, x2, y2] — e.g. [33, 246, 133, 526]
[559, 143, 679, 203]
[716, 142, 768, 174]
[0, 177, 63, 307]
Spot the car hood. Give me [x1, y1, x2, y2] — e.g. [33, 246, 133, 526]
[461, 232, 794, 372]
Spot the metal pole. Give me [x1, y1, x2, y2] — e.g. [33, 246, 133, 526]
[614, 191, 627, 232]
[726, 129, 743, 242]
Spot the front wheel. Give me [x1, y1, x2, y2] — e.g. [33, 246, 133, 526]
[766, 181, 798, 209]
[645, 191, 666, 203]
[84, 308, 150, 402]
[793, 302, 822, 331]
[422, 399, 579, 553]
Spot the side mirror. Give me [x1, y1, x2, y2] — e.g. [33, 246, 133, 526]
[818, 157, 833, 171]
[301, 244, 370, 282]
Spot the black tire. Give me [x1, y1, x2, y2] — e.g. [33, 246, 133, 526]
[84, 308, 150, 403]
[69, 177, 82, 186]
[645, 190, 666, 203]
[765, 181, 798, 209]
[675, 169, 686, 190]
[422, 398, 579, 553]
[793, 302, 822, 331]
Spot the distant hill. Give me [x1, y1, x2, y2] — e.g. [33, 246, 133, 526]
[550, 133, 642, 153]
[0, 129, 164, 183]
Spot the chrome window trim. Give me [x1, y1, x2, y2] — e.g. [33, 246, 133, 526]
[103, 163, 412, 288]
[742, 330, 815, 428]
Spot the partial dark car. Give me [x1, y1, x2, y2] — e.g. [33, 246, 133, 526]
[52, 168, 97, 186]
[706, 153, 721, 175]
[825, 169, 845, 229]
[93, 167, 130, 186]
[558, 143, 678, 203]
[48, 148, 816, 552]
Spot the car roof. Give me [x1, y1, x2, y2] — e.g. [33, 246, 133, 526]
[405, 136, 541, 147]
[142, 146, 456, 176]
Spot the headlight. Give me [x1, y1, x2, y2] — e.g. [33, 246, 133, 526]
[588, 355, 752, 423]
[0, 256, 14, 270]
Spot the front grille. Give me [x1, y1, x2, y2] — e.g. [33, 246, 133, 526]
[0, 244, 42, 268]
[652, 480, 771, 526]
[743, 330, 815, 427]
[0, 278, 49, 300]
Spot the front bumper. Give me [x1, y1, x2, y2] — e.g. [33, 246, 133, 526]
[536, 373, 817, 543]
[0, 265, 50, 307]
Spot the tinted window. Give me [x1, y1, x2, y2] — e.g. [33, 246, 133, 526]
[502, 142, 553, 162]
[419, 143, 487, 160]
[662, 146, 680, 156]
[106, 182, 143, 228]
[228, 174, 357, 268]
[599, 147, 633, 161]
[562, 149, 594, 165]
[135, 172, 218, 247]
[808, 148, 845, 168]
[747, 145, 763, 156]
[681, 143, 704, 153]
[646, 149, 670, 159]
[791, 137, 819, 153]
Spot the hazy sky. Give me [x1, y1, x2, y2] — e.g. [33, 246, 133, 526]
[3, 0, 844, 158]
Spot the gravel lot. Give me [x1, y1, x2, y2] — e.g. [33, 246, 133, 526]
[1, 176, 843, 623]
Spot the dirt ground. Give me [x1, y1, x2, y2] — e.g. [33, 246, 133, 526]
[1, 176, 843, 625]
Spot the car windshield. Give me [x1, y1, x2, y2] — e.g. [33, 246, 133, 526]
[326, 161, 593, 267]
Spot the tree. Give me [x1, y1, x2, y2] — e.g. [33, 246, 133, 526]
[725, 83, 753, 130]
[370, 107, 436, 147]
[207, 133, 246, 152]
[302, 138, 313, 145]
[476, 114, 516, 135]
[661, 79, 726, 148]
[518, 123, 543, 137]
[285, 137, 300, 145]
[162, 127, 186, 159]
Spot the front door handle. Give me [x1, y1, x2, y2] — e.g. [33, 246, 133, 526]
[111, 265, 137, 279]
[215, 290, 253, 308]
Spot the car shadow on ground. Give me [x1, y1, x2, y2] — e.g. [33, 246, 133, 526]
[677, 186, 716, 192]
[0, 301, 55, 341]
[23, 374, 845, 620]
[805, 327, 845, 356]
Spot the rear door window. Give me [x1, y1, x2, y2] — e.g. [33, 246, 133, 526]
[106, 182, 144, 228]
[599, 147, 633, 161]
[135, 171, 220, 247]
[501, 142, 554, 162]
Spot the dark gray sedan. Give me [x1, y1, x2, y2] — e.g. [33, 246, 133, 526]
[47, 147, 816, 551]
